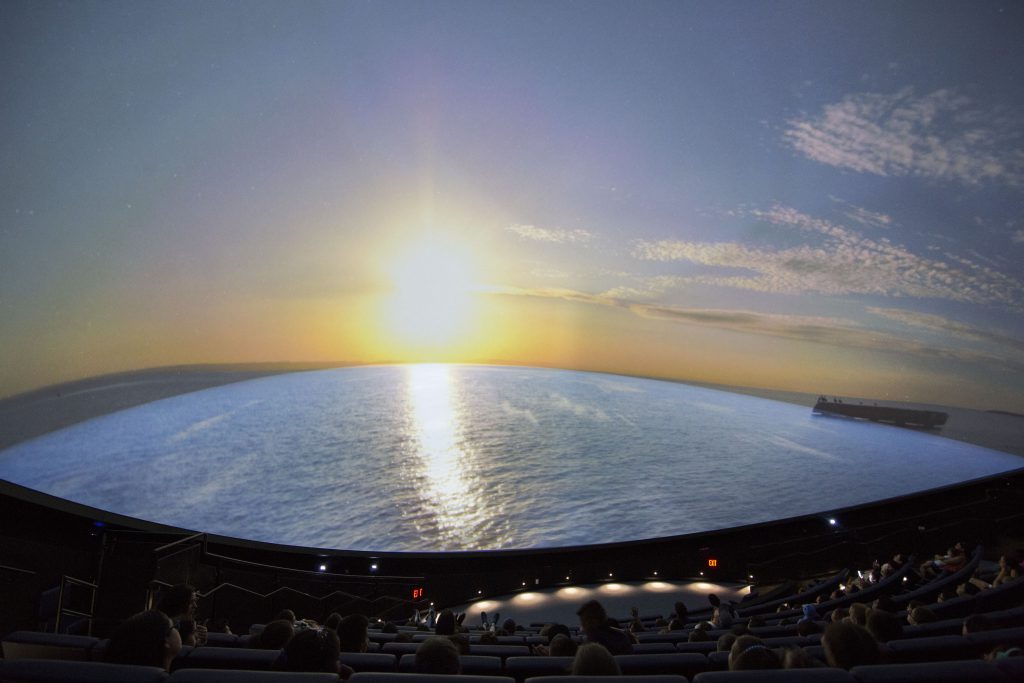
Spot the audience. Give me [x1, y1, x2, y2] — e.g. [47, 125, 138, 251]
[729, 635, 780, 670]
[105, 610, 182, 671]
[252, 619, 294, 649]
[274, 627, 352, 680]
[157, 583, 207, 646]
[577, 599, 632, 655]
[571, 643, 621, 675]
[822, 622, 881, 670]
[336, 613, 369, 652]
[415, 636, 461, 674]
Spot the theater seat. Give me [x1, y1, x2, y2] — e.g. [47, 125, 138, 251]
[692, 669, 856, 682]
[503, 655, 574, 682]
[850, 660, 1005, 683]
[523, 677, 689, 683]
[1, 631, 102, 661]
[170, 670, 339, 683]
[884, 634, 979, 663]
[397, 654, 501, 675]
[615, 653, 710, 679]
[632, 643, 679, 654]
[339, 652, 398, 672]
[0, 658, 169, 683]
[169, 647, 280, 672]
[348, 674, 513, 683]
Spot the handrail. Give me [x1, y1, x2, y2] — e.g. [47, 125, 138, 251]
[201, 548, 425, 582]
[0, 564, 37, 576]
[153, 531, 206, 555]
[56, 575, 98, 635]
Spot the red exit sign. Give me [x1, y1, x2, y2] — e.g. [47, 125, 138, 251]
[707, 559, 718, 568]
[412, 587, 424, 599]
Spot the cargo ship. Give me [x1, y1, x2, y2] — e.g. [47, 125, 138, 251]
[813, 396, 948, 429]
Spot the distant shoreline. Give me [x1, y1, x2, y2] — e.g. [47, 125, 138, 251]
[1, 362, 1021, 457]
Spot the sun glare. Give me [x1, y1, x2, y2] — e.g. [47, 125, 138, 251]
[384, 238, 477, 349]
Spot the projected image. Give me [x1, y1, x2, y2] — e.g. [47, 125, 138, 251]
[1, 3, 1022, 551]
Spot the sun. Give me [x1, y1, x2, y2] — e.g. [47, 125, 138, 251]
[383, 237, 478, 349]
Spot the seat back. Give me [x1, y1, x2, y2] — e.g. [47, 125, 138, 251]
[0, 658, 169, 683]
[1, 631, 102, 662]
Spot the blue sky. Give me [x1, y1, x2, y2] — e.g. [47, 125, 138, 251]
[2, 1, 1022, 410]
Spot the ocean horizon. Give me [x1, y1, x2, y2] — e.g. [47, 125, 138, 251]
[0, 364, 1020, 552]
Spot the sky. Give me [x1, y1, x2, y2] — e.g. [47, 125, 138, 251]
[2, 0, 1023, 411]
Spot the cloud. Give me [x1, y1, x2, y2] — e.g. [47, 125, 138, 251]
[867, 306, 1024, 353]
[784, 88, 1024, 186]
[488, 283, 1024, 372]
[1013, 230, 1024, 244]
[631, 204, 1024, 310]
[829, 196, 893, 229]
[508, 224, 593, 244]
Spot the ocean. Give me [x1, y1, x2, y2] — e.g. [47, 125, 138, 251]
[0, 364, 1019, 552]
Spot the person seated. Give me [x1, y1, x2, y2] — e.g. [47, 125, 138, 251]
[908, 606, 938, 625]
[571, 643, 620, 675]
[274, 628, 352, 680]
[502, 617, 517, 634]
[797, 619, 822, 637]
[821, 622, 880, 669]
[157, 584, 207, 646]
[324, 612, 343, 631]
[782, 646, 824, 669]
[993, 554, 1021, 587]
[672, 601, 689, 623]
[252, 619, 294, 649]
[628, 606, 644, 633]
[549, 633, 578, 657]
[336, 614, 369, 653]
[729, 635, 780, 670]
[415, 636, 461, 674]
[963, 614, 994, 635]
[708, 593, 735, 628]
[105, 610, 182, 671]
[717, 632, 737, 652]
[865, 609, 901, 643]
[434, 609, 457, 635]
[576, 600, 631, 655]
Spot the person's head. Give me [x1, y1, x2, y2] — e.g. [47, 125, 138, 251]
[157, 584, 198, 620]
[394, 631, 413, 643]
[323, 612, 342, 631]
[673, 601, 688, 620]
[256, 620, 295, 650]
[830, 608, 849, 624]
[963, 614, 993, 635]
[106, 610, 181, 671]
[865, 609, 900, 643]
[576, 600, 608, 630]
[796, 619, 822, 637]
[415, 637, 461, 674]
[782, 646, 822, 669]
[336, 613, 369, 652]
[274, 609, 297, 624]
[729, 635, 779, 671]
[717, 632, 738, 652]
[276, 628, 340, 674]
[502, 618, 517, 634]
[381, 622, 398, 634]
[708, 594, 721, 608]
[848, 602, 869, 626]
[688, 628, 710, 642]
[571, 643, 620, 676]
[435, 608, 456, 635]
[872, 596, 897, 613]
[549, 633, 578, 657]
[821, 622, 880, 670]
[908, 606, 937, 625]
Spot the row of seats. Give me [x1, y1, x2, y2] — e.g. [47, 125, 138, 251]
[5, 630, 1023, 678]
[1, 659, 1022, 683]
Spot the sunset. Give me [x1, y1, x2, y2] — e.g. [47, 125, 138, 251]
[2, 3, 1023, 666]
[1, 1, 1021, 412]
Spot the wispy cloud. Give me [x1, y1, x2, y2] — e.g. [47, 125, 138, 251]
[829, 196, 893, 229]
[631, 204, 1024, 309]
[1013, 230, 1024, 244]
[785, 88, 1024, 187]
[508, 224, 593, 244]
[867, 306, 1024, 353]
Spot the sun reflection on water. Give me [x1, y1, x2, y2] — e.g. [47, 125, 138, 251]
[406, 364, 487, 546]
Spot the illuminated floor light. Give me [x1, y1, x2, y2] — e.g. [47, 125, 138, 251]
[318, 564, 327, 572]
